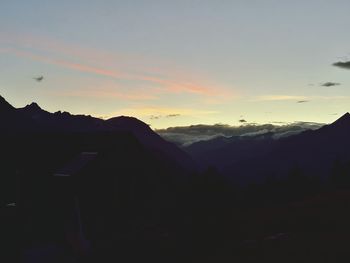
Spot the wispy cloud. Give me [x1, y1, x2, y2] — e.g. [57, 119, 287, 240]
[49, 87, 157, 101]
[313, 96, 350, 100]
[166, 114, 181, 118]
[111, 106, 218, 119]
[148, 113, 181, 120]
[254, 95, 350, 102]
[3, 46, 224, 97]
[255, 95, 307, 101]
[320, 82, 341, 87]
[150, 115, 162, 120]
[1, 33, 233, 98]
[0, 32, 142, 67]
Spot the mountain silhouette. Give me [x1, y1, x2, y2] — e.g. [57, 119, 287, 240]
[0, 95, 15, 112]
[0, 95, 39, 132]
[105, 116, 195, 170]
[3, 94, 350, 262]
[185, 134, 275, 171]
[181, 112, 350, 184]
[221, 112, 350, 183]
[1, 95, 197, 262]
[319, 112, 350, 132]
[18, 102, 105, 132]
[0, 96, 194, 170]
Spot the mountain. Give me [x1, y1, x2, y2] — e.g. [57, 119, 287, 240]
[179, 112, 350, 184]
[3, 94, 350, 262]
[2, 96, 193, 170]
[0, 96, 39, 132]
[0, 95, 14, 112]
[157, 122, 323, 147]
[1, 95, 196, 261]
[105, 116, 195, 170]
[222, 113, 350, 184]
[320, 112, 350, 132]
[185, 134, 276, 171]
[17, 102, 106, 132]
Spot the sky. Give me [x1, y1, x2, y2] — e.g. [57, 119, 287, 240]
[1, 0, 350, 129]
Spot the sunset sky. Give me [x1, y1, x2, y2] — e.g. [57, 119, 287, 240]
[1, 0, 350, 128]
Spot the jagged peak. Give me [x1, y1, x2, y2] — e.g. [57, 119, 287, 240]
[335, 112, 350, 121]
[341, 112, 350, 118]
[18, 102, 46, 115]
[0, 95, 15, 111]
[26, 102, 42, 111]
[330, 112, 350, 127]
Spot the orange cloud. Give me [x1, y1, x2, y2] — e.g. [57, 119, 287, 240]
[1, 33, 235, 98]
[110, 106, 219, 118]
[50, 88, 157, 101]
[140, 76, 216, 95]
[54, 59, 128, 79]
[4, 46, 223, 96]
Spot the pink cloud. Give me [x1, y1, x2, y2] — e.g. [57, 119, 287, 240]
[54, 59, 128, 79]
[4, 46, 221, 96]
[50, 88, 157, 101]
[1, 33, 234, 98]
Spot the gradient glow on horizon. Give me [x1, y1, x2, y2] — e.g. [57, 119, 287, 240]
[1, 0, 350, 128]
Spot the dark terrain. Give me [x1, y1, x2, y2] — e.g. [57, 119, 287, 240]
[2, 95, 350, 263]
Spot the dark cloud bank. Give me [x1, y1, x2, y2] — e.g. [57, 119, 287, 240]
[333, 61, 350, 70]
[156, 122, 324, 147]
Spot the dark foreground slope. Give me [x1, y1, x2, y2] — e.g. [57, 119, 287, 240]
[0, 96, 197, 262]
[1, 132, 194, 263]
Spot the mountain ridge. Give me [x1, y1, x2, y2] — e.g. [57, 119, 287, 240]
[0, 95, 194, 171]
[179, 112, 350, 183]
[223, 112, 350, 183]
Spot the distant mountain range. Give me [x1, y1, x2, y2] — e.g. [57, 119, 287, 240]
[180, 113, 350, 184]
[157, 121, 324, 147]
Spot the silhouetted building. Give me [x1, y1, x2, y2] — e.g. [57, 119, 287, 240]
[53, 152, 97, 257]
